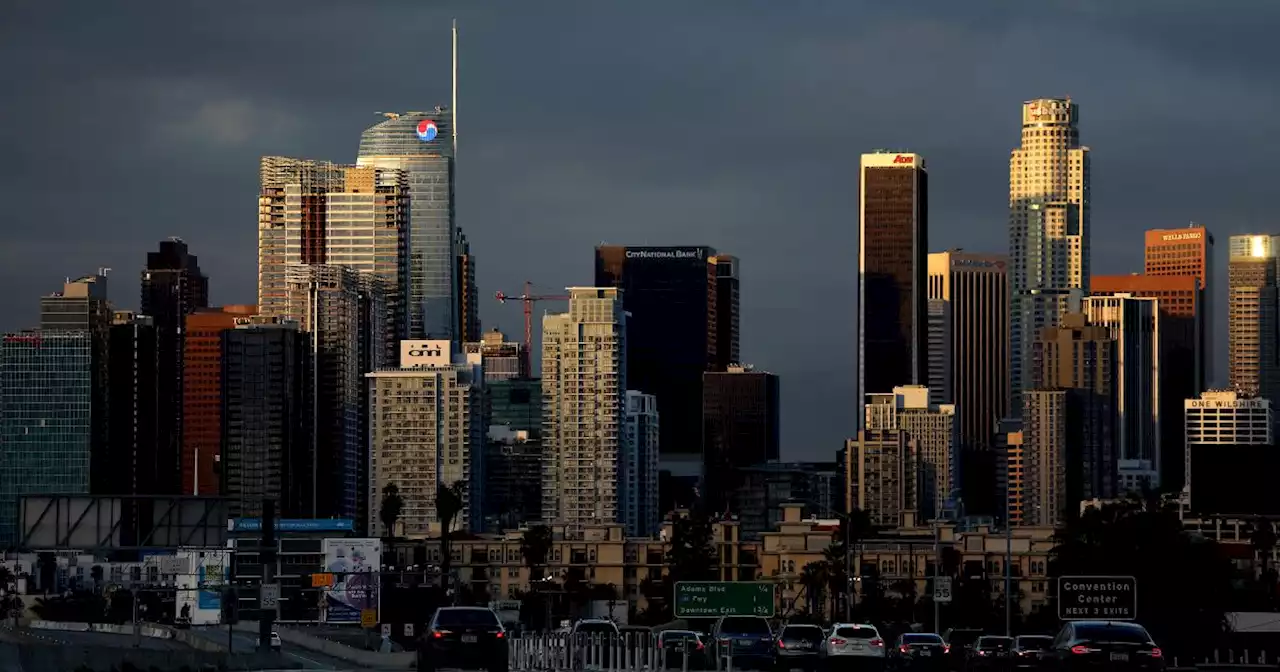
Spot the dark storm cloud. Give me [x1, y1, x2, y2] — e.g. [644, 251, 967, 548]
[2, 1, 1276, 458]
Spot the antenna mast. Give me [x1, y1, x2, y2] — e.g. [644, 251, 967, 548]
[452, 19, 458, 157]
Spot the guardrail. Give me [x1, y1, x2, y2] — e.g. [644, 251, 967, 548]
[510, 632, 694, 672]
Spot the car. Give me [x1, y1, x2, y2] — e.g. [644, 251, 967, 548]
[890, 632, 948, 671]
[1012, 635, 1054, 669]
[941, 629, 984, 670]
[1045, 621, 1165, 672]
[774, 623, 826, 672]
[418, 606, 508, 672]
[826, 623, 888, 665]
[966, 636, 1014, 671]
[570, 619, 621, 669]
[660, 629, 710, 670]
[712, 615, 776, 670]
[269, 631, 282, 652]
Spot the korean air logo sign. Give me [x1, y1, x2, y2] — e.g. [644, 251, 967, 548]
[416, 119, 439, 142]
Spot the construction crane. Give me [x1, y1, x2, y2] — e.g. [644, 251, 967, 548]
[495, 281, 569, 374]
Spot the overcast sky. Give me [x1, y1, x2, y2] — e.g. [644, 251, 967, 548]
[2, 1, 1276, 461]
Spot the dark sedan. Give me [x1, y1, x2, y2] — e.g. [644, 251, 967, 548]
[1045, 621, 1164, 672]
[660, 630, 710, 670]
[967, 636, 1014, 672]
[418, 606, 508, 672]
[1013, 635, 1054, 669]
[774, 624, 825, 672]
[891, 633, 949, 671]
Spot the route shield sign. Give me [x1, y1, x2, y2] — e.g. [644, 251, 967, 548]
[1058, 576, 1136, 620]
[674, 581, 776, 618]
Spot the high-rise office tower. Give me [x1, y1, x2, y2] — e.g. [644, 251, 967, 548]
[595, 246, 734, 508]
[844, 431, 911, 528]
[221, 317, 311, 519]
[1145, 224, 1213, 387]
[258, 157, 410, 344]
[106, 311, 159, 496]
[0, 331, 93, 546]
[357, 109, 457, 340]
[701, 365, 781, 514]
[864, 385, 958, 521]
[622, 390, 660, 537]
[484, 377, 542, 531]
[1227, 235, 1280, 403]
[282, 264, 388, 520]
[1009, 98, 1090, 412]
[926, 250, 1009, 515]
[1083, 295, 1161, 491]
[40, 274, 113, 491]
[1030, 313, 1118, 512]
[141, 238, 209, 494]
[1091, 273, 1202, 492]
[1020, 389, 1068, 527]
[712, 255, 741, 371]
[541, 287, 626, 536]
[1183, 391, 1273, 504]
[367, 341, 484, 536]
[456, 228, 480, 343]
[182, 305, 258, 495]
[859, 152, 928, 426]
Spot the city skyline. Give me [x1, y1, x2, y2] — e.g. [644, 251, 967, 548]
[3, 2, 1277, 459]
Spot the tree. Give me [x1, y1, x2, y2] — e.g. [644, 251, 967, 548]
[520, 525, 554, 581]
[90, 565, 104, 593]
[379, 483, 405, 539]
[436, 480, 466, 593]
[822, 544, 846, 619]
[666, 511, 718, 582]
[1248, 517, 1277, 604]
[799, 562, 828, 618]
[1052, 498, 1232, 659]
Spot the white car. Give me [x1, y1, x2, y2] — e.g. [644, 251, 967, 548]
[826, 623, 886, 660]
[270, 631, 282, 651]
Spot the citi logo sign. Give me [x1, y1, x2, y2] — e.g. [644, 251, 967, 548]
[893, 155, 914, 164]
[408, 348, 442, 358]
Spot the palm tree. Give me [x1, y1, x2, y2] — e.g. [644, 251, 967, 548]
[379, 483, 404, 539]
[799, 561, 828, 618]
[822, 544, 845, 619]
[436, 480, 466, 593]
[1248, 518, 1278, 602]
[520, 525, 554, 582]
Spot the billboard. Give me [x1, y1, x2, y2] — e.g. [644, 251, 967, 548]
[322, 538, 381, 624]
[176, 548, 229, 626]
[229, 518, 354, 533]
[400, 340, 451, 367]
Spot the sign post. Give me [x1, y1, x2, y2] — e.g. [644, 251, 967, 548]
[933, 577, 952, 604]
[674, 582, 776, 618]
[1058, 576, 1137, 621]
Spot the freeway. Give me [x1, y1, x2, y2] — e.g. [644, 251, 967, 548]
[187, 625, 373, 670]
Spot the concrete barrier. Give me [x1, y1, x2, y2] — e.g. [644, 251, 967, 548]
[234, 620, 416, 669]
[4, 641, 301, 671]
[28, 619, 89, 632]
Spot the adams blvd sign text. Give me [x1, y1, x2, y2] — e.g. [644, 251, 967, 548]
[1058, 576, 1136, 621]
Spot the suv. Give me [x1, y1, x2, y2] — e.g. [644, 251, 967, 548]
[967, 636, 1013, 671]
[712, 615, 775, 669]
[570, 619, 620, 670]
[942, 629, 983, 670]
[419, 606, 508, 672]
[826, 623, 887, 662]
[1045, 621, 1165, 672]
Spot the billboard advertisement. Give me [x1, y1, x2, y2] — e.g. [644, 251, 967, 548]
[400, 340, 451, 367]
[176, 548, 229, 626]
[322, 538, 381, 623]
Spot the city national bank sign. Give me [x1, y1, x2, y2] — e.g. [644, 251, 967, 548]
[400, 339, 451, 367]
[626, 248, 706, 261]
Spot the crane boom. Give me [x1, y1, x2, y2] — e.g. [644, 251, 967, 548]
[494, 281, 569, 375]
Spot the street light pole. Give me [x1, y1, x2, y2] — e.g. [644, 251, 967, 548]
[844, 521, 852, 622]
[1004, 478, 1013, 636]
[933, 522, 940, 634]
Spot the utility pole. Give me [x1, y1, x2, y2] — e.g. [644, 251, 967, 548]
[933, 522, 941, 634]
[844, 519, 852, 622]
[1004, 481, 1013, 636]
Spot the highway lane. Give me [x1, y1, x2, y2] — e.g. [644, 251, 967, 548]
[187, 625, 368, 670]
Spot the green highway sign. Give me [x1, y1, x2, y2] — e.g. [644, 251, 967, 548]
[674, 581, 776, 618]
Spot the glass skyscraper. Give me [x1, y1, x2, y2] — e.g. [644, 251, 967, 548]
[0, 331, 93, 546]
[357, 109, 456, 341]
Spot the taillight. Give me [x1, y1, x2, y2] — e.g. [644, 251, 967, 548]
[495, 632, 504, 639]
[696, 641, 705, 651]
[433, 631, 444, 639]
[978, 650, 989, 657]
[830, 638, 846, 646]
[870, 638, 884, 647]
[943, 645, 951, 654]
[900, 645, 910, 653]
[1149, 648, 1163, 658]
[1071, 645, 1099, 655]
[778, 640, 787, 649]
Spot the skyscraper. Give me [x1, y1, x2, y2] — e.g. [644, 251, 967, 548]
[357, 110, 457, 340]
[1227, 234, 1279, 403]
[182, 305, 258, 495]
[711, 255, 740, 371]
[1009, 98, 1090, 412]
[456, 228, 480, 343]
[0, 331, 93, 546]
[541, 287, 626, 536]
[1145, 224, 1213, 389]
[701, 365, 781, 515]
[622, 390, 660, 537]
[864, 385, 958, 521]
[258, 157, 410, 342]
[141, 238, 209, 494]
[1083, 295, 1160, 491]
[595, 245, 734, 508]
[1090, 273, 1202, 491]
[859, 151, 928, 425]
[107, 311, 159, 496]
